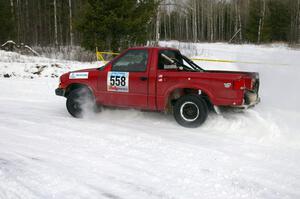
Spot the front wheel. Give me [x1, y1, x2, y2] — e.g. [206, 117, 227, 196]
[66, 88, 96, 118]
[173, 94, 208, 128]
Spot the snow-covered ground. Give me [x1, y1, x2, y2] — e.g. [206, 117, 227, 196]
[0, 42, 300, 199]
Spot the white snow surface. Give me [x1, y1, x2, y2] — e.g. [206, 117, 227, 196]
[0, 42, 300, 199]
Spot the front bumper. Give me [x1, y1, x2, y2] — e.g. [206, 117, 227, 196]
[55, 88, 65, 96]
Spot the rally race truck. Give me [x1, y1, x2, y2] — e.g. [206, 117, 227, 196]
[55, 47, 260, 128]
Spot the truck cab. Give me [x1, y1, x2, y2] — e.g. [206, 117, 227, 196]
[56, 47, 260, 127]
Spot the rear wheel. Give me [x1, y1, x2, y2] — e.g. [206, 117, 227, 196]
[173, 94, 208, 128]
[66, 88, 96, 118]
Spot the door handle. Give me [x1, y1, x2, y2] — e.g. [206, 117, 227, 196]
[140, 76, 148, 81]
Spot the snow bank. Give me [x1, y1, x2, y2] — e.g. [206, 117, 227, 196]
[0, 50, 103, 78]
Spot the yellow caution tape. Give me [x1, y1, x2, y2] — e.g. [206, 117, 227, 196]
[191, 58, 289, 66]
[191, 58, 235, 63]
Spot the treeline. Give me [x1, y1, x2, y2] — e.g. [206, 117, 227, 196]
[0, 0, 158, 50]
[0, 0, 86, 46]
[157, 0, 300, 44]
[0, 0, 299, 51]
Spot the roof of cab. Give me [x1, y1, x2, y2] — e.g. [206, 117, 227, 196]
[127, 46, 179, 51]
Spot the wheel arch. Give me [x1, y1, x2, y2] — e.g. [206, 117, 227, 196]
[64, 83, 94, 98]
[164, 86, 214, 112]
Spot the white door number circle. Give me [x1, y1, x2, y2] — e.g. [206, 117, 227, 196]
[107, 72, 129, 92]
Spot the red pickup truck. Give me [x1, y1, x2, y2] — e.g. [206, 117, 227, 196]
[55, 47, 260, 127]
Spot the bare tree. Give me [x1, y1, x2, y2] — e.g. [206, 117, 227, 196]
[258, 0, 266, 44]
[54, 0, 58, 46]
[192, 0, 198, 42]
[155, 3, 161, 44]
[69, 0, 74, 46]
[9, 0, 14, 18]
[298, 0, 300, 43]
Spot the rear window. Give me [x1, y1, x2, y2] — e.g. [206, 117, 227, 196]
[158, 50, 183, 69]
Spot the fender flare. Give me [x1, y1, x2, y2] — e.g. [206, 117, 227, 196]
[65, 83, 95, 98]
[163, 83, 215, 108]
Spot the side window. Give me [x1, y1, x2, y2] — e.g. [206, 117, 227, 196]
[112, 50, 148, 72]
[158, 50, 183, 70]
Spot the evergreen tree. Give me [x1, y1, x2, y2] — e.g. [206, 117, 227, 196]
[0, 0, 15, 43]
[77, 0, 158, 51]
[245, 0, 270, 43]
[267, 0, 290, 42]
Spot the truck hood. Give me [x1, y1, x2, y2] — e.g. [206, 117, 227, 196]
[60, 68, 99, 82]
[70, 68, 98, 73]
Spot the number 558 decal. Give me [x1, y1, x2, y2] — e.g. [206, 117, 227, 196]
[107, 72, 129, 92]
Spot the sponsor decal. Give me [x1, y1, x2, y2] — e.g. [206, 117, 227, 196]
[69, 72, 89, 79]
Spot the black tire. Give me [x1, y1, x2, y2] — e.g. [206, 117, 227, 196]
[66, 88, 96, 118]
[173, 94, 208, 128]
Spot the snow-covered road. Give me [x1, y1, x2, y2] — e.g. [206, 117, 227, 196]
[0, 43, 300, 199]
